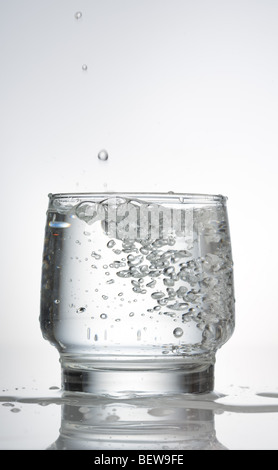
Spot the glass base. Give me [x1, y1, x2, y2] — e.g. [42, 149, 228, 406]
[60, 356, 215, 398]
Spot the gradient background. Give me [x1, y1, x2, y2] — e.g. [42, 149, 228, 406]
[1, 0, 278, 395]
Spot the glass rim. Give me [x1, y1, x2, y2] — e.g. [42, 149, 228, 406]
[48, 192, 227, 203]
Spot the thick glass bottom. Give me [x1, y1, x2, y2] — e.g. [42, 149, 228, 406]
[60, 355, 215, 397]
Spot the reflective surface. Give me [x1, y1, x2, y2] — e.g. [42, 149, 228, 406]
[1, 385, 278, 450]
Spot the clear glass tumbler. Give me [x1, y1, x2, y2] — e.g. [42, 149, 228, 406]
[40, 192, 235, 397]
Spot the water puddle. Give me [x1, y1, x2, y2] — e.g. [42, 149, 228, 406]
[1, 386, 278, 449]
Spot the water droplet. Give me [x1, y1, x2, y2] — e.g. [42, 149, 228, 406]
[74, 11, 82, 20]
[102, 295, 108, 300]
[173, 327, 183, 338]
[107, 240, 116, 248]
[2, 403, 14, 407]
[98, 149, 109, 161]
[129, 312, 134, 317]
[100, 313, 107, 319]
[54, 299, 60, 304]
[82, 64, 88, 71]
[10, 408, 21, 413]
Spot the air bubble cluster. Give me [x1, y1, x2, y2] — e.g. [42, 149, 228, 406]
[44, 195, 234, 357]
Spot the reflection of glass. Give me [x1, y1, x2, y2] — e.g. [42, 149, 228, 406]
[40, 193, 235, 396]
[48, 393, 227, 450]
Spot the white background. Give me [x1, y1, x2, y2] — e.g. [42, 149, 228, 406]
[1, 0, 278, 400]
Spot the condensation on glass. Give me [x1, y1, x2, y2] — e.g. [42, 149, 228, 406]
[40, 192, 235, 397]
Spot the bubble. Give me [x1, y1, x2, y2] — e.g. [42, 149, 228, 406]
[102, 295, 108, 300]
[91, 251, 101, 260]
[168, 302, 188, 311]
[116, 270, 131, 278]
[167, 236, 176, 246]
[98, 149, 109, 161]
[54, 299, 60, 304]
[163, 267, 175, 276]
[110, 261, 122, 268]
[151, 291, 165, 300]
[163, 278, 175, 287]
[173, 327, 184, 338]
[76, 307, 86, 314]
[100, 313, 107, 319]
[127, 254, 144, 266]
[146, 280, 156, 288]
[74, 11, 82, 19]
[82, 64, 88, 71]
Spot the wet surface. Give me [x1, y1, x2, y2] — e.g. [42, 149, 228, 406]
[1, 385, 278, 450]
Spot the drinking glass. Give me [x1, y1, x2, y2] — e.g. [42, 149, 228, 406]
[40, 192, 235, 397]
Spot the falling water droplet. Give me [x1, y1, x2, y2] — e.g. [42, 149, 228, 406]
[98, 149, 109, 161]
[74, 11, 82, 20]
